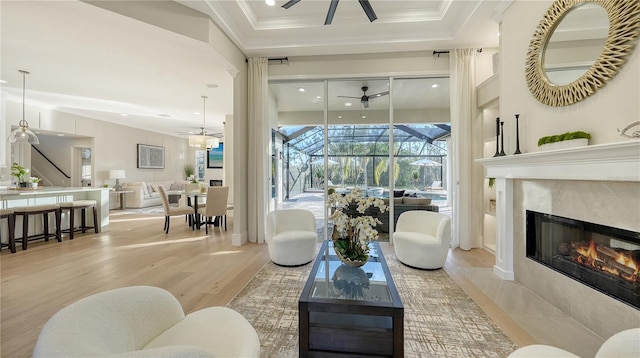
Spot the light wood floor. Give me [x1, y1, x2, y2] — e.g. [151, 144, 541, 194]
[1, 209, 535, 357]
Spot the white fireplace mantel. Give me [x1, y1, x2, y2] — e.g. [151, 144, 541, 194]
[477, 141, 640, 182]
[476, 141, 640, 280]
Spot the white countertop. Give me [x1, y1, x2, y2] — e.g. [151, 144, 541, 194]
[0, 187, 110, 196]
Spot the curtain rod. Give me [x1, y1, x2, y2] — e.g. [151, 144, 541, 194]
[432, 49, 483, 57]
[245, 57, 289, 64]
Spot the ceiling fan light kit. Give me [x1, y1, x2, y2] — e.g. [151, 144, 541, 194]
[189, 96, 219, 150]
[282, 0, 377, 25]
[8, 70, 40, 145]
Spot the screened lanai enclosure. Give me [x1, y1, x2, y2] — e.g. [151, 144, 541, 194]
[269, 77, 451, 239]
[276, 124, 449, 199]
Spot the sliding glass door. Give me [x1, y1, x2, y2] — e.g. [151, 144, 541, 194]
[269, 76, 450, 241]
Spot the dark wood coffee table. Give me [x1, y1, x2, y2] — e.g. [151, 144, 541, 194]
[299, 240, 404, 357]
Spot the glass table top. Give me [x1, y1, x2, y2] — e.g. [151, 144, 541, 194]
[309, 241, 392, 302]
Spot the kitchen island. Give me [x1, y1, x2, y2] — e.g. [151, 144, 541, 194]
[0, 187, 111, 232]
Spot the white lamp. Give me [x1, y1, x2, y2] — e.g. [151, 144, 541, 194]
[7, 70, 39, 145]
[109, 170, 126, 191]
[189, 96, 219, 150]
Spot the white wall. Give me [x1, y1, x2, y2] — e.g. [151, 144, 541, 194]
[500, 0, 640, 343]
[500, 0, 639, 153]
[270, 51, 451, 79]
[4, 101, 192, 186]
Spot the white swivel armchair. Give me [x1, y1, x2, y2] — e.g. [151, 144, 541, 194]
[266, 209, 317, 266]
[33, 286, 260, 357]
[393, 211, 451, 269]
[508, 328, 640, 358]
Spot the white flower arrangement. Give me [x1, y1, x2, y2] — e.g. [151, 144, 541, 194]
[327, 187, 387, 262]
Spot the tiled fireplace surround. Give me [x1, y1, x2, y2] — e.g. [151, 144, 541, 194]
[479, 141, 640, 339]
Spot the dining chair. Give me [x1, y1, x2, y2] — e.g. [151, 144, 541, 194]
[157, 185, 194, 234]
[197, 186, 229, 234]
[185, 183, 207, 208]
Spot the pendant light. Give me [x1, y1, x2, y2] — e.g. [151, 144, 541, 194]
[188, 95, 219, 150]
[8, 70, 39, 145]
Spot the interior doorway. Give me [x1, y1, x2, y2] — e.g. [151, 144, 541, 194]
[73, 146, 92, 187]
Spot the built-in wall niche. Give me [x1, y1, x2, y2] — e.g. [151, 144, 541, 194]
[481, 100, 499, 252]
[526, 210, 640, 309]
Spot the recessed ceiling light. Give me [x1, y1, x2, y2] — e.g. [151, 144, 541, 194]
[338, 115, 342, 119]
[431, 84, 439, 88]
[361, 115, 367, 119]
[120, 113, 129, 117]
[0, 80, 6, 84]
[265, 0, 275, 6]
[345, 102, 352, 107]
[298, 87, 305, 92]
[316, 96, 322, 99]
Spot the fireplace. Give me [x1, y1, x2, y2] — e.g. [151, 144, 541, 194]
[526, 210, 640, 309]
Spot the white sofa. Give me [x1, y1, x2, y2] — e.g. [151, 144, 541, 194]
[33, 285, 260, 357]
[508, 328, 640, 358]
[121, 180, 188, 208]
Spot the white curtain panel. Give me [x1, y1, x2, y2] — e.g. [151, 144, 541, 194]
[450, 49, 483, 250]
[248, 57, 269, 244]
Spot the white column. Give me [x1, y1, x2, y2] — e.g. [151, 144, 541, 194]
[493, 177, 514, 280]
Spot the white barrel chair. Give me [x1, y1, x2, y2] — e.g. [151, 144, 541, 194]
[33, 286, 260, 358]
[508, 328, 640, 358]
[393, 211, 451, 269]
[266, 209, 317, 266]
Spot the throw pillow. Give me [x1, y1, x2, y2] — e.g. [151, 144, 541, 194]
[402, 197, 432, 206]
[169, 183, 184, 191]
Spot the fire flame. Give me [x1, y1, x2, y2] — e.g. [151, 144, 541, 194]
[573, 240, 639, 282]
[616, 253, 638, 272]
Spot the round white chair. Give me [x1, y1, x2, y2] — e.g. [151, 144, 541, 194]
[508, 328, 640, 358]
[33, 285, 260, 358]
[266, 209, 317, 266]
[393, 211, 451, 269]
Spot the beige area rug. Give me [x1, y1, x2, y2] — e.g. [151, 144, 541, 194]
[227, 253, 518, 357]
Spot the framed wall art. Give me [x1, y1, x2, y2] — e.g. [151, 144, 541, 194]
[137, 144, 165, 169]
[207, 143, 224, 168]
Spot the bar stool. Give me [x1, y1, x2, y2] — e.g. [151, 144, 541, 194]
[0, 209, 16, 253]
[13, 204, 62, 250]
[59, 200, 98, 240]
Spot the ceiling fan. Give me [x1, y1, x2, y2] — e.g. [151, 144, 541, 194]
[176, 127, 223, 138]
[338, 86, 389, 108]
[282, 0, 377, 25]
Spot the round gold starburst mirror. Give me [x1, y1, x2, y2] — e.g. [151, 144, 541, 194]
[525, 0, 640, 107]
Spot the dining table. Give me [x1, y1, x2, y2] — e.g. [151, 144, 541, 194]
[166, 189, 234, 231]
